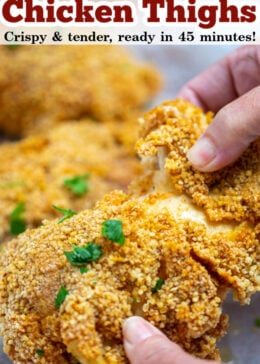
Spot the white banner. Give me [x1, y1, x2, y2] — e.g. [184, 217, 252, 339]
[0, 0, 259, 45]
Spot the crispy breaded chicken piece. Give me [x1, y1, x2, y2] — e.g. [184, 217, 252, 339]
[0, 100, 259, 364]
[0, 121, 142, 244]
[135, 99, 260, 224]
[0, 45, 161, 137]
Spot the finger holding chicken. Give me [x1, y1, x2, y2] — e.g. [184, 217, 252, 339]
[0, 100, 259, 364]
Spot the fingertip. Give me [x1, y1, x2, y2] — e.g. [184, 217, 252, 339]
[123, 317, 164, 364]
[187, 137, 217, 171]
[123, 317, 222, 364]
[123, 316, 163, 348]
[178, 88, 205, 110]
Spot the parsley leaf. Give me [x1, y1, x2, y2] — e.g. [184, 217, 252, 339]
[80, 267, 88, 274]
[64, 242, 103, 266]
[36, 349, 44, 356]
[102, 219, 125, 245]
[10, 202, 26, 235]
[55, 286, 69, 309]
[6, 44, 20, 50]
[64, 174, 90, 196]
[152, 278, 165, 294]
[255, 317, 260, 328]
[52, 205, 77, 224]
[0, 181, 25, 188]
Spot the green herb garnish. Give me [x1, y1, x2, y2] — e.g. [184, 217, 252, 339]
[36, 349, 44, 356]
[10, 202, 26, 235]
[0, 181, 25, 188]
[64, 174, 90, 196]
[132, 296, 138, 303]
[64, 242, 103, 266]
[6, 44, 20, 50]
[102, 219, 125, 245]
[52, 205, 77, 224]
[80, 267, 88, 274]
[255, 317, 260, 328]
[55, 286, 69, 309]
[152, 278, 165, 294]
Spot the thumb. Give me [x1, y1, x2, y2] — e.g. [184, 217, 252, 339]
[123, 316, 220, 364]
[187, 86, 260, 172]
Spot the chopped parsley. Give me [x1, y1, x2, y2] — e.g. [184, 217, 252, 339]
[6, 44, 20, 50]
[10, 202, 26, 235]
[55, 286, 69, 309]
[132, 296, 138, 303]
[0, 181, 25, 188]
[255, 317, 260, 328]
[64, 242, 103, 266]
[52, 205, 77, 224]
[36, 349, 44, 356]
[64, 174, 90, 196]
[80, 267, 88, 274]
[102, 219, 125, 245]
[152, 278, 165, 294]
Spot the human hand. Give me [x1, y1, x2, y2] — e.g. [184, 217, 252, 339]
[179, 45, 260, 172]
[123, 316, 221, 364]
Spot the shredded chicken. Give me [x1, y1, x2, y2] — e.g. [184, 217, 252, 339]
[0, 45, 161, 138]
[135, 99, 259, 224]
[0, 100, 259, 363]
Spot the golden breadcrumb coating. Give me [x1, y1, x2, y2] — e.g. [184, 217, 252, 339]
[135, 99, 259, 224]
[0, 45, 161, 137]
[0, 100, 259, 364]
[0, 191, 258, 364]
[0, 121, 142, 244]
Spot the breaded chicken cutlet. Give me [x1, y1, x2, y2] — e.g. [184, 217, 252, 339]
[0, 121, 142, 244]
[0, 45, 161, 137]
[0, 100, 259, 364]
[134, 99, 259, 224]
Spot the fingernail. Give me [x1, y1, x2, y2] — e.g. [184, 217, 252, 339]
[123, 317, 155, 347]
[187, 137, 217, 169]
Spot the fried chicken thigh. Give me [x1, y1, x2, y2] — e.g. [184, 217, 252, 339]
[0, 45, 161, 137]
[0, 121, 142, 244]
[0, 100, 259, 363]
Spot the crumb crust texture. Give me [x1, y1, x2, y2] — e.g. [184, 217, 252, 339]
[0, 100, 259, 364]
